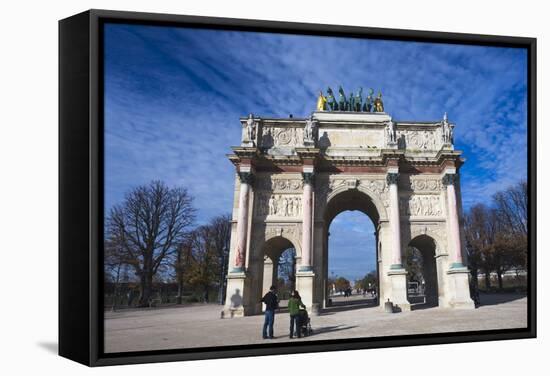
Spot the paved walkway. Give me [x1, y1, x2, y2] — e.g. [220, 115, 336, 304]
[104, 293, 527, 353]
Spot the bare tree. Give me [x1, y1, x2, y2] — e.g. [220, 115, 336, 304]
[405, 246, 424, 284]
[173, 238, 193, 304]
[464, 204, 498, 289]
[106, 181, 195, 307]
[493, 181, 527, 236]
[278, 248, 296, 295]
[208, 214, 231, 304]
[187, 226, 220, 302]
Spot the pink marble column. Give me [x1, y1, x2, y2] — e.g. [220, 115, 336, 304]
[300, 172, 314, 271]
[387, 172, 403, 268]
[233, 172, 253, 272]
[443, 173, 464, 268]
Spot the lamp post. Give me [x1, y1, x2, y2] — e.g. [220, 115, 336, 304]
[219, 245, 228, 305]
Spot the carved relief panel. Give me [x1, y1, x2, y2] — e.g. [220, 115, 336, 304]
[255, 193, 302, 218]
[400, 194, 444, 217]
[255, 175, 304, 219]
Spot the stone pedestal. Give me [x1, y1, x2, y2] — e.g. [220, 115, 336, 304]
[446, 267, 475, 309]
[295, 271, 315, 315]
[222, 272, 247, 318]
[387, 268, 411, 312]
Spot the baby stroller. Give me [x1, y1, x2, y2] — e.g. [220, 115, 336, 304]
[298, 308, 313, 337]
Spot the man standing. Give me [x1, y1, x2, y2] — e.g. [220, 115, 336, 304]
[261, 285, 279, 339]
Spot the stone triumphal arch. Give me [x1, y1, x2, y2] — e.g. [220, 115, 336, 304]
[223, 106, 474, 317]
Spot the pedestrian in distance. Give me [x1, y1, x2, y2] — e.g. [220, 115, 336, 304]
[288, 290, 306, 338]
[261, 285, 279, 339]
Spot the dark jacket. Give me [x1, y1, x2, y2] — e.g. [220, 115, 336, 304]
[261, 291, 279, 311]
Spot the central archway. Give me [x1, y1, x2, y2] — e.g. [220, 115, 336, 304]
[321, 189, 382, 310]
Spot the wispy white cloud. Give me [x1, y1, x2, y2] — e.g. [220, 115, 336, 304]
[103, 24, 528, 252]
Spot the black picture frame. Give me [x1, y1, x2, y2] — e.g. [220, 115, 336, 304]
[59, 9, 537, 367]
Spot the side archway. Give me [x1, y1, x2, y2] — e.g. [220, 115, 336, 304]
[260, 235, 300, 307]
[406, 234, 440, 308]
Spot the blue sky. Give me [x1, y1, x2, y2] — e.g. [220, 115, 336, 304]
[104, 23, 527, 281]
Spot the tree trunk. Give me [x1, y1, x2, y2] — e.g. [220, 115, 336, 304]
[484, 269, 491, 290]
[177, 277, 184, 305]
[138, 273, 153, 307]
[176, 249, 184, 305]
[218, 254, 226, 305]
[470, 268, 479, 289]
[111, 263, 122, 312]
[203, 285, 209, 303]
[497, 271, 504, 290]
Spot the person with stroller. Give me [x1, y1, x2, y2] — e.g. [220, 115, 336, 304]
[288, 290, 306, 338]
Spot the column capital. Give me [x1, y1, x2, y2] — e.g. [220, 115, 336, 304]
[386, 172, 399, 185]
[442, 173, 457, 186]
[238, 171, 255, 186]
[302, 172, 315, 186]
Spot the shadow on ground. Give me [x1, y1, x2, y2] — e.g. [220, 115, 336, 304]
[478, 293, 526, 306]
[319, 298, 378, 314]
[37, 342, 58, 354]
[309, 325, 358, 337]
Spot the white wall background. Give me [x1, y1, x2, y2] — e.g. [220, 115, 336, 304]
[0, 0, 547, 374]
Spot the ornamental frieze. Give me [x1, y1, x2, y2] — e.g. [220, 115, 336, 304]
[255, 178, 303, 192]
[407, 224, 448, 246]
[327, 178, 387, 194]
[400, 178, 443, 192]
[397, 129, 441, 151]
[260, 127, 303, 148]
[264, 225, 299, 240]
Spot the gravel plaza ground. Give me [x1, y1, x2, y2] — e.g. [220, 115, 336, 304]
[104, 293, 527, 353]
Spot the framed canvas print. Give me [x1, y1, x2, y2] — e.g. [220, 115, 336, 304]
[59, 9, 536, 366]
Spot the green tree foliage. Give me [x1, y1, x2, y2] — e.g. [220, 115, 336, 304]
[334, 276, 350, 292]
[357, 271, 377, 291]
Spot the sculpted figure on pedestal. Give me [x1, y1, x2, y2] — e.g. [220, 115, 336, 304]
[245, 113, 256, 145]
[348, 90, 355, 112]
[363, 88, 374, 112]
[355, 88, 363, 112]
[374, 91, 384, 112]
[386, 117, 397, 144]
[304, 115, 317, 145]
[316, 90, 327, 111]
[326, 87, 337, 111]
[442, 112, 454, 145]
[338, 86, 347, 111]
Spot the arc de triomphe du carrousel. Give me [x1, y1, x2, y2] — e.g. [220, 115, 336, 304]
[223, 89, 475, 317]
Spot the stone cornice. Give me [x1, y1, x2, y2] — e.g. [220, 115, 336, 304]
[295, 147, 321, 160]
[227, 146, 260, 167]
[231, 146, 260, 159]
